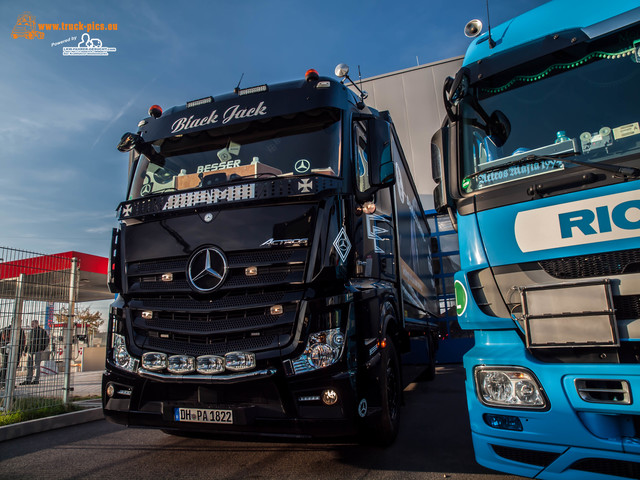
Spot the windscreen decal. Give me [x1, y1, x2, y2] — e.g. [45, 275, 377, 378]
[170, 101, 268, 134]
[514, 190, 640, 252]
[162, 184, 255, 211]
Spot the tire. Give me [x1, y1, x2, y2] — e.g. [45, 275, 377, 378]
[361, 340, 401, 446]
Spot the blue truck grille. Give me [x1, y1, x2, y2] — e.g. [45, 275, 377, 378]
[539, 248, 640, 279]
[491, 445, 560, 467]
[571, 458, 640, 479]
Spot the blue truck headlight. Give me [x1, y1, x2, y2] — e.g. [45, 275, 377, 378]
[474, 366, 547, 409]
[113, 334, 139, 373]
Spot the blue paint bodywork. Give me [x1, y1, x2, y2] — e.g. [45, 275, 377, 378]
[463, 0, 640, 67]
[458, 1, 640, 478]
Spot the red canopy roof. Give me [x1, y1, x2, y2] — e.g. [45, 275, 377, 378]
[0, 251, 111, 302]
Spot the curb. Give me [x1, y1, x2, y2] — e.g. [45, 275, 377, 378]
[0, 407, 104, 442]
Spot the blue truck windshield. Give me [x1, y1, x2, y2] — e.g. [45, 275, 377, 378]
[460, 33, 640, 192]
[128, 109, 341, 200]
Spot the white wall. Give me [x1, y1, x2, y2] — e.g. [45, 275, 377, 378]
[356, 56, 464, 210]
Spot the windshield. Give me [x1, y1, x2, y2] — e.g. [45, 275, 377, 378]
[128, 109, 341, 200]
[460, 28, 640, 192]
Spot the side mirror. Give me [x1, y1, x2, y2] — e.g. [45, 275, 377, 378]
[489, 110, 511, 147]
[355, 117, 395, 203]
[369, 118, 395, 187]
[431, 122, 460, 214]
[443, 68, 468, 122]
[117, 132, 142, 152]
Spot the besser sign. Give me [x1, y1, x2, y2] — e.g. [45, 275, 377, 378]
[514, 189, 640, 252]
[171, 101, 268, 134]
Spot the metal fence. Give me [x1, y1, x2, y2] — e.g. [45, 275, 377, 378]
[0, 247, 79, 418]
[426, 211, 473, 363]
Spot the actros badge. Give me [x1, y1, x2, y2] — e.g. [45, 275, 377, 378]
[187, 246, 228, 292]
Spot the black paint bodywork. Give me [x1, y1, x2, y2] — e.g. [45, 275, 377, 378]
[104, 75, 438, 439]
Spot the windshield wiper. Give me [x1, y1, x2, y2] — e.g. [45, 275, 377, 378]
[532, 154, 640, 178]
[466, 151, 640, 181]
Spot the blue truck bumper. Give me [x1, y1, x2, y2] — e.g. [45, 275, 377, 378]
[465, 330, 640, 479]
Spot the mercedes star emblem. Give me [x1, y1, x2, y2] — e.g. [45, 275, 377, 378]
[187, 246, 228, 292]
[294, 159, 311, 173]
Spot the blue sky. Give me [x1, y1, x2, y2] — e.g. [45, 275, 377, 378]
[1, 0, 547, 258]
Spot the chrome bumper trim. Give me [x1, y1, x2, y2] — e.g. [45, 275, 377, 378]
[138, 368, 277, 384]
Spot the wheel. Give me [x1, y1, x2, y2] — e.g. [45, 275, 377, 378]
[360, 340, 401, 446]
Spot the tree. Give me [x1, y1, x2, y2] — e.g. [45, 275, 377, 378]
[55, 306, 104, 336]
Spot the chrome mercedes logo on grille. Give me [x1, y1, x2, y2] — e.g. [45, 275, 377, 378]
[187, 246, 228, 293]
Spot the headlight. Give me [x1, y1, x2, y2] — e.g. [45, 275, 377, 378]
[225, 351, 256, 371]
[167, 355, 195, 374]
[112, 334, 139, 373]
[290, 328, 345, 375]
[197, 355, 225, 374]
[474, 366, 547, 409]
[142, 352, 168, 371]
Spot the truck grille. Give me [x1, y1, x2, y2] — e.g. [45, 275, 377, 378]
[575, 379, 631, 404]
[615, 295, 640, 320]
[126, 248, 307, 295]
[539, 248, 640, 279]
[571, 458, 640, 479]
[491, 445, 560, 467]
[124, 247, 309, 357]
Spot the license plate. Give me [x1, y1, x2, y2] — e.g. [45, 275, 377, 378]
[174, 407, 233, 424]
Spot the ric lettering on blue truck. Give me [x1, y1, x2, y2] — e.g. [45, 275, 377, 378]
[558, 199, 640, 238]
[431, 1, 640, 478]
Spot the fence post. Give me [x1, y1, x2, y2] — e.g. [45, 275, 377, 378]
[63, 258, 78, 405]
[4, 274, 25, 411]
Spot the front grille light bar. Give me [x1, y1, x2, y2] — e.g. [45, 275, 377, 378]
[141, 351, 256, 375]
[168, 355, 195, 374]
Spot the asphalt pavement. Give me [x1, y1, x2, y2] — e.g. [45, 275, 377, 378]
[0, 365, 521, 480]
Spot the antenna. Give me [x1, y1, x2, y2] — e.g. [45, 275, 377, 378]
[234, 73, 245, 94]
[486, 0, 496, 48]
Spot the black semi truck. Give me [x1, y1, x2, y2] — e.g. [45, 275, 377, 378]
[103, 66, 439, 445]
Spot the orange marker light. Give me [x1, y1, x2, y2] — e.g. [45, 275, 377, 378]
[305, 69, 320, 82]
[148, 105, 163, 118]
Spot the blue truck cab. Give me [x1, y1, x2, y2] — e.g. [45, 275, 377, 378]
[431, 1, 640, 478]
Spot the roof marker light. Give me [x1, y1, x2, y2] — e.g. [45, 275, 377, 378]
[305, 69, 320, 82]
[148, 105, 163, 118]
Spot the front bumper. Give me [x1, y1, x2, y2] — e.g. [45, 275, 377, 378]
[465, 329, 640, 479]
[102, 364, 361, 439]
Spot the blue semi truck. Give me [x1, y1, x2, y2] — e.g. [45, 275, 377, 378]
[431, 1, 640, 478]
